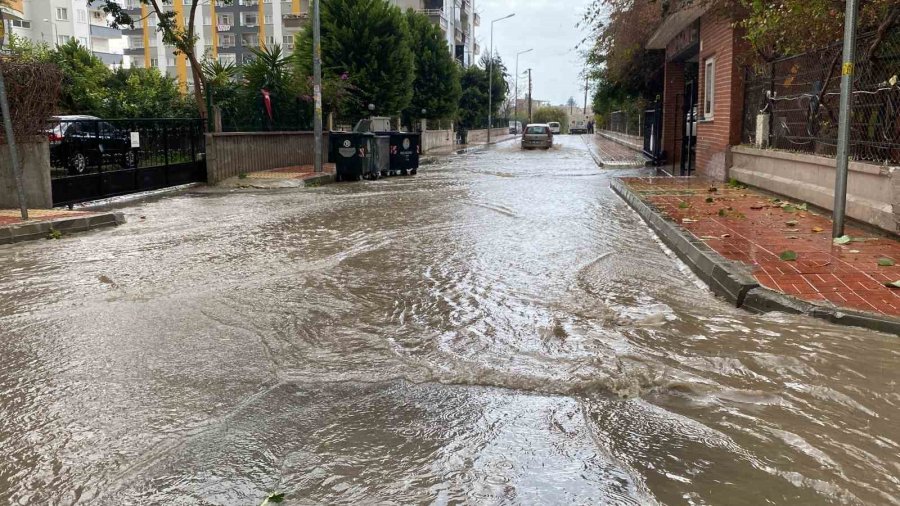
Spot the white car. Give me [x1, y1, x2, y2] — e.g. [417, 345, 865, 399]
[548, 122, 562, 134]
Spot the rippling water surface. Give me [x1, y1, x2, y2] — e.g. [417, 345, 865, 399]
[0, 136, 897, 505]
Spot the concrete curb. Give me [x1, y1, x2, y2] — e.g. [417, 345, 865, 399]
[611, 178, 900, 335]
[302, 173, 336, 186]
[0, 212, 125, 245]
[598, 132, 645, 154]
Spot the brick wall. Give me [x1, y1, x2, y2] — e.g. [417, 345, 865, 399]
[695, 14, 745, 181]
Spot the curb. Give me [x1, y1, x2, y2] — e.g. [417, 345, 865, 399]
[302, 173, 336, 186]
[0, 212, 125, 245]
[598, 132, 645, 154]
[611, 178, 900, 335]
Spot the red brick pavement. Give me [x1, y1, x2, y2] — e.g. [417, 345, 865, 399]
[588, 135, 645, 166]
[620, 177, 900, 317]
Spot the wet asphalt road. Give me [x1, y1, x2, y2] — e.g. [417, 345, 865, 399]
[0, 135, 897, 505]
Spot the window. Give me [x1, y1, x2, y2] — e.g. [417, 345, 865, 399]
[220, 33, 235, 47]
[166, 55, 176, 66]
[266, 35, 275, 45]
[703, 57, 716, 119]
[282, 35, 293, 44]
[217, 14, 233, 26]
[218, 53, 236, 65]
[264, 15, 273, 24]
[57, 7, 68, 20]
[57, 35, 70, 46]
[77, 9, 87, 23]
[12, 19, 32, 28]
[148, 14, 157, 26]
[150, 58, 159, 67]
[129, 36, 143, 48]
[242, 13, 258, 27]
[79, 37, 89, 46]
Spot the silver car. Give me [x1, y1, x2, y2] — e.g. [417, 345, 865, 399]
[521, 124, 553, 150]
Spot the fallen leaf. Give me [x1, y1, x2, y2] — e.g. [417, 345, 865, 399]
[782, 205, 797, 213]
[786, 235, 799, 239]
[812, 226, 824, 233]
[682, 218, 698, 223]
[750, 205, 765, 210]
[885, 280, 900, 289]
[833, 235, 852, 245]
[708, 187, 718, 193]
[849, 249, 861, 254]
[779, 250, 798, 261]
[721, 233, 731, 238]
[797, 203, 808, 211]
[678, 201, 691, 209]
[878, 257, 895, 267]
[705, 197, 714, 203]
[891, 75, 899, 86]
[785, 220, 799, 227]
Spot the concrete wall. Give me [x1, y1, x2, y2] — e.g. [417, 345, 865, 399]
[731, 146, 898, 234]
[422, 130, 454, 153]
[0, 140, 53, 209]
[466, 128, 509, 145]
[205, 131, 328, 184]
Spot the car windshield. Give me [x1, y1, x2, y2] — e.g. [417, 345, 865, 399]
[526, 126, 548, 134]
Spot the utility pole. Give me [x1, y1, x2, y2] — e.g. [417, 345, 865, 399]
[832, 0, 859, 237]
[312, 0, 323, 173]
[527, 68, 532, 123]
[0, 10, 27, 220]
[514, 48, 532, 136]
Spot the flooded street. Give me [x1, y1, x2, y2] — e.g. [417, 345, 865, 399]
[0, 135, 897, 504]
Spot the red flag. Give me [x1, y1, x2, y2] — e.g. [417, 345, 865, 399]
[261, 89, 273, 120]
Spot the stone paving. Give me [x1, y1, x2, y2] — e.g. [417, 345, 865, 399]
[587, 135, 646, 166]
[620, 176, 900, 317]
[244, 164, 336, 180]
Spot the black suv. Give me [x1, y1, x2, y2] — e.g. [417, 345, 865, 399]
[48, 116, 139, 175]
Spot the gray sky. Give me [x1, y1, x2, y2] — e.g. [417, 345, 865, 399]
[474, 0, 595, 107]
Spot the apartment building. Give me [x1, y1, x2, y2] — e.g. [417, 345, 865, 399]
[390, 0, 480, 66]
[2, 0, 125, 66]
[119, 0, 309, 92]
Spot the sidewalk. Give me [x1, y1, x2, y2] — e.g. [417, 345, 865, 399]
[585, 134, 646, 167]
[1, 209, 124, 245]
[613, 176, 900, 332]
[217, 164, 336, 188]
[423, 134, 517, 158]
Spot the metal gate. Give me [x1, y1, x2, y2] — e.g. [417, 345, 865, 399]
[677, 80, 698, 176]
[49, 118, 205, 206]
[642, 101, 663, 164]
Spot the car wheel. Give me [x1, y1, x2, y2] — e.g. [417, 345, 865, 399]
[68, 152, 88, 175]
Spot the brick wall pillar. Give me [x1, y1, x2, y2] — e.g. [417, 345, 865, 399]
[663, 60, 685, 169]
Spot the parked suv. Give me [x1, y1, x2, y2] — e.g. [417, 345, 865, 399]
[47, 115, 139, 174]
[521, 124, 554, 150]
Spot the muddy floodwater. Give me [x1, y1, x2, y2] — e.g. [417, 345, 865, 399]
[0, 136, 897, 505]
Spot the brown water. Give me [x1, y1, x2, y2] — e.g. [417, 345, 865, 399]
[0, 135, 897, 505]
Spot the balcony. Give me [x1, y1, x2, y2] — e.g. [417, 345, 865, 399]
[473, 12, 480, 27]
[282, 13, 309, 28]
[474, 41, 480, 55]
[90, 24, 122, 39]
[461, 0, 471, 13]
[93, 51, 124, 65]
[0, 0, 24, 20]
[420, 9, 448, 32]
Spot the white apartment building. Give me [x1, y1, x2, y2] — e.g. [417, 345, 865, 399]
[390, 0, 480, 66]
[2, 0, 126, 66]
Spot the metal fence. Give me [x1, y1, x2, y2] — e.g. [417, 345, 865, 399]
[606, 110, 642, 137]
[742, 30, 900, 165]
[48, 118, 205, 206]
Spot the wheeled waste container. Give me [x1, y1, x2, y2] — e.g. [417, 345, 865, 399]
[331, 132, 379, 181]
[386, 132, 420, 176]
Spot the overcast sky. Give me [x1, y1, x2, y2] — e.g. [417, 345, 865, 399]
[474, 0, 595, 107]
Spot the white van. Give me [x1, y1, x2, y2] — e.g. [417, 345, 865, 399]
[548, 122, 562, 134]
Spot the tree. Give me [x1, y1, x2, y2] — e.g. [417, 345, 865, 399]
[104, 67, 195, 118]
[87, 0, 236, 119]
[50, 39, 111, 116]
[566, 97, 577, 115]
[533, 106, 569, 132]
[456, 54, 510, 129]
[403, 9, 461, 123]
[296, 0, 414, 121]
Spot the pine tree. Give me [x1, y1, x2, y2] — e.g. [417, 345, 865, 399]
[403, 10, 461, 122]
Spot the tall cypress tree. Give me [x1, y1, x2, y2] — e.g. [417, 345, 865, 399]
[403, 10, 461, 121]
[296, 0, 415, 121]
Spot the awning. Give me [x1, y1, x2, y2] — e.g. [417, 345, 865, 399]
[646, 4, 709, 50]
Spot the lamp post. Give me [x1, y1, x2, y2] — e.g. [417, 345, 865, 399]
[514, 48, 533, 136]
[487, 13, 514, 144]
[421, 108, 427, 132]
[312, 0, 323, 172]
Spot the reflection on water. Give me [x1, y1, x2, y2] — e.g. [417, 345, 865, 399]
[0, 136, 896, 505]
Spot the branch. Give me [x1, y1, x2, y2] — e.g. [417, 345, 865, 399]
[865, 5, 899, 61]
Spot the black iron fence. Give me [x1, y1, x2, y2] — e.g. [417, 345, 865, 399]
[606, 109, 643, 137]
[643, 101, 664, 164]
[742, 30, 900, 165]
[48, 118, 205, 206]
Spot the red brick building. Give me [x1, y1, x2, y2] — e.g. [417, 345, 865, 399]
[647, 5, 747, 181]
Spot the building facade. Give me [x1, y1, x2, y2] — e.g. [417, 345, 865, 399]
[2, 0, 125, 65]
[390, 0, 479, 66]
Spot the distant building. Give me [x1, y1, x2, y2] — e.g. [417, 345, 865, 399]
[3, 0, 125, 67]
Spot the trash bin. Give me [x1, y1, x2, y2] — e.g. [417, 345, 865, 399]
[387, 132, 420, 176]
[331, 132, 378, 181]
[374, 135, 390, 177]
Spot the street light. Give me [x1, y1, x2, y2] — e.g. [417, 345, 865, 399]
[514, 48, 533, 136]
[487, 13, 514, 144]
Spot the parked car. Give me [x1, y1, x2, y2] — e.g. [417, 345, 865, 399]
[570, 119, 588, 135]
[47, 115, 139, 175]
[548, 122, 562, 134]
[509, 120, 523, 134]
[521, 124, 553, 150]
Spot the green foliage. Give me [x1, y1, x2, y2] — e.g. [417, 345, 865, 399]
[295, 0, 415, 121]
[104, 67, 195, 118]
[456, 55, 509, 129]
[532, 107, 569, 130]
[50, 39, 111, 116]
[403, 9, 461, 122]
